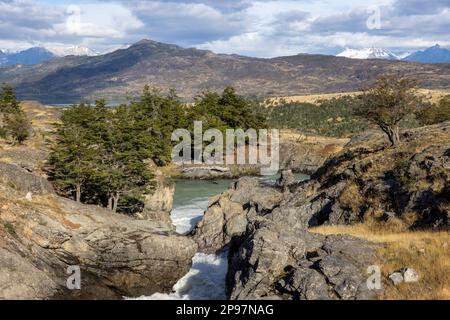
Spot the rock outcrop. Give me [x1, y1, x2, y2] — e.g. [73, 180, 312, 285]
[192, 177, 378, 300]
[191, 177, 284, 253]
[192, 122, 449, 300]
[228, 229, 377, 300]
[180, 166, 234, 180]
[279, 135, 348, 174]
[140, 168, 175, 226]
[307, 122, 450, 229]
[0, 163, 197, 300]
[0, 162, 54, 194]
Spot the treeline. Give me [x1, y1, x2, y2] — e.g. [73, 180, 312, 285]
[265, 95, 367, 137]
[265, 88, 450, 138]
[0, 84, 30, 144]
[48, 86, 266, 213]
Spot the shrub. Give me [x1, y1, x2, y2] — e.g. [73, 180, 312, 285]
[416, 95, 450, 126]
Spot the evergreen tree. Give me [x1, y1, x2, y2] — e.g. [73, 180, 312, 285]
[130, 86, 187, 165]
[95, 104, 155, 213]
[49, 100, 155, 213]
[48, 103, 98, 202]
[0, 84, 30, 144]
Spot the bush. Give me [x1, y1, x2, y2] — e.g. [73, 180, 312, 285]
[0, 84, 30, 144]
[3, 113, 31, 144]
[416, 95, 450, 126]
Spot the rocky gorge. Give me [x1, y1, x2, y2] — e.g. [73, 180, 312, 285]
[0, 102, 448, 300]
[191, 121, 449, 299]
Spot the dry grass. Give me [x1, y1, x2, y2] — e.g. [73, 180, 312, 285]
[267, 89, 450, 106]
[310, 224, 450, 300]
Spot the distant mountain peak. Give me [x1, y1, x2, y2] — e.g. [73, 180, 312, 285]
[130, 39, 182, 50]
[337, 48, 399, 60]
[404, 44, 450, 63]
[0, 47, 55, 66]
[44, 45, 99, 57]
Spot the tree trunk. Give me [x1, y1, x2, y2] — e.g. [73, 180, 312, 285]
[382, 126, 400, 147]
[112, 194, 120, 213]
[75, 184, 81, 203]
[108, 197, 113, 211]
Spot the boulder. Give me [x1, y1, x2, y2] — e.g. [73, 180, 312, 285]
[402, 268, 420, 283]
[389, 272, 404, 285]
[191, 177, 284, 253]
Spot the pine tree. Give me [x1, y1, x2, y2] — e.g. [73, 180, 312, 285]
[0, 84, 30, 144]
[48, 103, 98, 202]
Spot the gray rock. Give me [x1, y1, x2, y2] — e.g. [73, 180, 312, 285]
[389, 272, 404, 285]
[276, 170, 296, 188]
[402, 268, 419, 283]
[192, 177, 283, 253]
[181, 166, 233, 180]
[140, 169, 175, 226]
[0, 182, 197, 299]
[0, 162, 54, 194]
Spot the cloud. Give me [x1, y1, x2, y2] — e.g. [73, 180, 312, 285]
[0, 0, 449, 57]
[54, 3, 143, 38]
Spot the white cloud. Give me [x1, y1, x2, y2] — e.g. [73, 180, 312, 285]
[54, 3, 143, 38]
[0, 0, 449, 57]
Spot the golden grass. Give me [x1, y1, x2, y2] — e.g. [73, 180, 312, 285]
[267, 89, 450, 106]
[310, 224, 450, 300]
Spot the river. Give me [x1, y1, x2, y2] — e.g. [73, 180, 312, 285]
[132, 174, 309, 300]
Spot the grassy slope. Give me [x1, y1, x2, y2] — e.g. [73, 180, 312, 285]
[311, 224, 450, 300]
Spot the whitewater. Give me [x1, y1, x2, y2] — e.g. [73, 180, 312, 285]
[131, 180, 232, 300]
[130, 175, 308, 300]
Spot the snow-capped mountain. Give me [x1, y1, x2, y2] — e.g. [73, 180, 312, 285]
[44, 45, 100, 57]
[337, 48, 400, 60]
[403, 44, 450, 63]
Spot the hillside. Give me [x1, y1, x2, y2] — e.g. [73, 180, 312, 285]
[0, 39, 449, 104]
[404, 45, 450, 63]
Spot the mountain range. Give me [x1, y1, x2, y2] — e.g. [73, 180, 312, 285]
[0, 39, 449, 104]
[0, 47, 55, 66]
[2, 43, 449, 68]
[403, 45, 450, 63]
[0, 45, 100, 66]
[337, 45, 450, 63]
[337, 48, 400, 60]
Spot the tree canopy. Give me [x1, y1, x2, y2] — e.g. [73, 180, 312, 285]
[48, 86, 266, 214]
[0, 84, 30, 144]
[353, 75, 425, 146]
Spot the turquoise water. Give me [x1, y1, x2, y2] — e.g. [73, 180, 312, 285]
[171, 173, 309, 235]
[136, 173, 310, 300]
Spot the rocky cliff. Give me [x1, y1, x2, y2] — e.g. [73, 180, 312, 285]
[0, 117, 197, 299]
[0, 166, 197, 299]
[192, 122, 449, 300]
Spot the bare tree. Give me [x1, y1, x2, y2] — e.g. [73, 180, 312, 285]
[354, 75, 424, 146]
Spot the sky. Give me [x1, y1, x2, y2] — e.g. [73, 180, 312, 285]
[0, 0, 449, 57]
